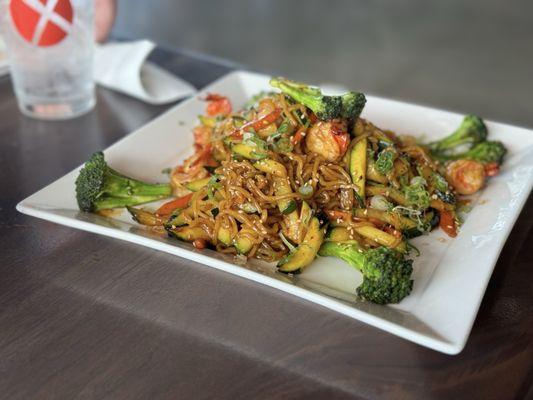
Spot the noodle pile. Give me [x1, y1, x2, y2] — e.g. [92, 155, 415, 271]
[168, 91, 436, 261]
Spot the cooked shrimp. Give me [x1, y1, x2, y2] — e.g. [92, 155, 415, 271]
[305, 121, 348, 161]
[446, 159, 486, 195]
[193, 125, 212, 150]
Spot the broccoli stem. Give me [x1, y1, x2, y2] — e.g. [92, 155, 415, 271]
[76, 152, 172, 212]
[432, 140, 507, 164]
[96, 170, 171, 210]
[270, 77, 336, 120]
[430, 115, 488, 153]
[319, 241, 367, 274]
[270, 77, 366, 121]
[104, 169, 171, 197]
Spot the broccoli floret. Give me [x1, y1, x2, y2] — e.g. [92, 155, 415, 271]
[433, 141, 507, 164]
[318, 242, 413, 304]
[75, 152, 172, 212]
[340, 92, 367, 119]
[429, 115, 488, 153]
[270, 77, 366, 120]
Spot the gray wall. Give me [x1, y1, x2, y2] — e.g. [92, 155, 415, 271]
[113, 0, 533, 126]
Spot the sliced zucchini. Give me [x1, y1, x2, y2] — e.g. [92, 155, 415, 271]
[234, 234, 254, 254]
[354, 225, 406, 252]
[281, 200, 297, 215]
[185, 177, 211, 192]
[299, 201, 312, 226]
[273, 177, 294, 213]
[326, 225, 406, 252]
[277, 217, 324, 273]
[254, 158, 294, 213]
[366, 160, 388, 184]
[127, 206, 165, 226]
[253, 159, 287, 177]
[367, 185, 408, 206]
[164, 211, 188, 229]
[350, 137, 367, 198]
[403, 210, 439, 238]
[217, 226, 233, 246]
[256, 123, 277, 138]
[275, 179, 300, 241]
[231, 143, 268, 160]
[326, 226, 352, 242]
[168, 226, 210, 242]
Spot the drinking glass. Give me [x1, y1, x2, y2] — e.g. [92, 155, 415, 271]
[0, 0, 95, 119]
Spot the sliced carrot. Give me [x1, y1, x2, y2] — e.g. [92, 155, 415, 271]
[439, 210, 457, 238]
[291, 129, 306, 145]
[156, 193, 194, 216]
[252, 109, 281, 131]
[228, 109, 282, 139]
[193, 238, 208, 249]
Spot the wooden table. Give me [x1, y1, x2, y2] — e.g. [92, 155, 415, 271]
[1, 47, 532, 400]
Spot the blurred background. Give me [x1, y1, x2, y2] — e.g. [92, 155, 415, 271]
[112, 0, 533, 127]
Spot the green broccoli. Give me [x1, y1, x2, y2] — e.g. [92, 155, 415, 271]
[318, 242, 413, 304]
[429, 115, 488, 153]
[75, 152, 172, 212]
[433, 141, 507, 164]
[269, 77, 366, 120]
[340, 91, 367, 119]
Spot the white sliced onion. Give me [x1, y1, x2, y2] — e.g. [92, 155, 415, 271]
[370, 195, 392, 211]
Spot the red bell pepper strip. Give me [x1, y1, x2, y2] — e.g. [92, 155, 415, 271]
[156, 193, 194, 216]
[332, 132, 349, 155]
[291, 129, 306, 145]
[251, 109, 281, 131]
[439, 210, 457, 237]
[228, 108, 281, 139]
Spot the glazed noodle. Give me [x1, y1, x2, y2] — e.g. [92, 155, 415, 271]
[77, 77, 506, 304]
[170, 109, 410, 262]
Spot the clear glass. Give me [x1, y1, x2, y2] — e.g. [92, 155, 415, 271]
[0, 0, 95, 120]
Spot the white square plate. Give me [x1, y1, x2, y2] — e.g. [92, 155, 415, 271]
[17, 71, 533, 354]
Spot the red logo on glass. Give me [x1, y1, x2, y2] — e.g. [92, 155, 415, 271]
[9, 0, 74, 47]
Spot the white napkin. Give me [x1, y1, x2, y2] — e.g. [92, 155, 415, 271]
[94, 40, 197, 104]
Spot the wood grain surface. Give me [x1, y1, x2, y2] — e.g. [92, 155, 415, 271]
[0, 48, 532, 400]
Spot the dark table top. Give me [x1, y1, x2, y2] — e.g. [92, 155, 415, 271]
[1, 46, 532, 400]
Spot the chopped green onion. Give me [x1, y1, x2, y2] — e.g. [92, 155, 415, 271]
[277, 120, 291, 134]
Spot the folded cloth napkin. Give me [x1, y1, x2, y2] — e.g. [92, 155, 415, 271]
[94, 40, 197, 104]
